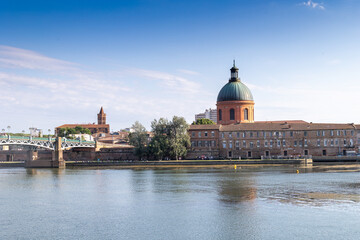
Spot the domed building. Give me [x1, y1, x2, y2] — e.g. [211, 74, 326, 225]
[187, 62, 358, 160]
[216, 62, 254, 124]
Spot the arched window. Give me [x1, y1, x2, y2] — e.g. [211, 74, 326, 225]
[244, 108, 249, 120]
[219, 109, 222, 121]
[230, 108, 235, 120]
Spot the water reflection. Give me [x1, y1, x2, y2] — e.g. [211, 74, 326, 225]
[2, 166, 360, 239]
[267, 191, 360, 206]
[216, 172, 257, 203]
[24, 168, 65, 190]
[25, 168, 65, 176]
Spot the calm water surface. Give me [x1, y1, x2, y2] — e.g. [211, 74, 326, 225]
[1, 165, 360, 240]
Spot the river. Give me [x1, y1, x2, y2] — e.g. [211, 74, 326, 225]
[1, 164, 360, 239]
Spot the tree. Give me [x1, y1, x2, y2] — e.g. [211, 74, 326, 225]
[128, 121, 149, 160]
[58, 128, 66, 137]
[83, 128, 91, 135]
[74, 126, 83, 133]
[74, 126, 91, 134]
[148, 134, 169, 160]
[149, 116, 190, 160]
[192, 118, 216, 125]
[58, 126, 91, 138]
[168, 116, 190, 160]
[66, 128, 77, 135]
[148, 118, 170, 160]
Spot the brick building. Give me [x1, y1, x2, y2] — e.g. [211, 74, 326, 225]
[55, 107, 110, 135]
[187, 63, 358, 159]
[188, 121, 357, 159]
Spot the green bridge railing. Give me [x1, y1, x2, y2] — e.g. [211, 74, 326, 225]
[0, 135, 95, 144]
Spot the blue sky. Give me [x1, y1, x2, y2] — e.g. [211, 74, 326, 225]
[1, 0, 360, 133]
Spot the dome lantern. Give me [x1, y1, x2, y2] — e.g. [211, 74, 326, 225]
[230, 60, 239, 82]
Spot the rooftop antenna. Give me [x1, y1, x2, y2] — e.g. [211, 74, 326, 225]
[233, 59, 235, 67]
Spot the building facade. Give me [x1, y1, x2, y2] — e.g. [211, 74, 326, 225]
[187, 63, 358, 159]
[188, 121, 357, 159]
[195, 108, 217, 123]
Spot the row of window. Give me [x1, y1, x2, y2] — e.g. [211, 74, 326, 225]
[192, 131, 216, 138]
[218, 138, 354, 149]
[227, 149, 313, 158]
[191, 140, 217, 148]
[192, 130, 356, 139]
[218, 130, 354, 138]
[218, 108, 249, 121]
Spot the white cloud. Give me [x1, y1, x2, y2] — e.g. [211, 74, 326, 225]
[0, 45, 209, 132]
[301, 0, 325, 10]
[327, 59, 341, 65]
[124, 68, 201, 94]
[0, 45, 78, 72]
[0, 72, 66, 90]
[177, 69, 200, 76]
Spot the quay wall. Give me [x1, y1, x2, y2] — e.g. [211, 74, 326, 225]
[0, 147, 136, 163]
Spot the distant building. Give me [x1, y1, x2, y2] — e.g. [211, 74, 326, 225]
[71, 134, 94, 142]
[55, 107, 110, 135]
[195, 108, 217, 123]
[29, 127, 43, 137]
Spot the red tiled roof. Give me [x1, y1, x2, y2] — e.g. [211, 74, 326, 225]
[189, 125, 220, 130]
[255, 120, 308, 124]
[56, 124, 109, 129]
[189, 121, 357, 131]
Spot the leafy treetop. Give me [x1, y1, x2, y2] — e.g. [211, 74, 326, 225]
[192, 118, 216, 125]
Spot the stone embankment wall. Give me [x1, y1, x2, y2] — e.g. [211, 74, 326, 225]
[0, 147, 136, 162]
[64, 148, 136, 161]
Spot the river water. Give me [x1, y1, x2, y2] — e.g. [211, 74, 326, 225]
[1, 164, 360, 240]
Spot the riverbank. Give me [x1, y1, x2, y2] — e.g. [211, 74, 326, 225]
[0, 161, 25, 167]
[0, 158, 312, 168]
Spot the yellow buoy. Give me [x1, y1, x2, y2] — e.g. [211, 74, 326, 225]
[296, 170, 299, 174]
[234, 165, 237, 169]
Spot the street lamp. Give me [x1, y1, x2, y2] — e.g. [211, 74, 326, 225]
[7, 126, 11, 136]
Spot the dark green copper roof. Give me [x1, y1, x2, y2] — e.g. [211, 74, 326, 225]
[217, 80, 254, 102]
[217, 62, 254, 102]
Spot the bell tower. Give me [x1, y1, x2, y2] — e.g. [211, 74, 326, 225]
[97, 107, 106, 125]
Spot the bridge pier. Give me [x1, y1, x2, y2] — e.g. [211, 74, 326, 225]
[25, 137, 65, 168]
[52, 137, 65, 168]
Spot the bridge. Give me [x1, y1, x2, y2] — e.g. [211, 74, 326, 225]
[0, 136, 96, 168]
[0, 135, 95, 150]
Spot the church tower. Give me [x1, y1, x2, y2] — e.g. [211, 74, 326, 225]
[97, 107, 106, 125]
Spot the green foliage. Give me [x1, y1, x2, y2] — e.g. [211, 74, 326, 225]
[168, 116, 190, 160]
[192, 118, 216, 125]
[149, 116, 190, 160]
[83, 128, 91, 135]
[58, 126, 92, 138]
[128, 121, 149, 159]
[8, 133, 30, 137]
[148, 133, 169, 160]
[128, 117, 190, 160]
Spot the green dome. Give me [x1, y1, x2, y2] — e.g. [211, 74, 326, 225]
[217, 81, 254, 102]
